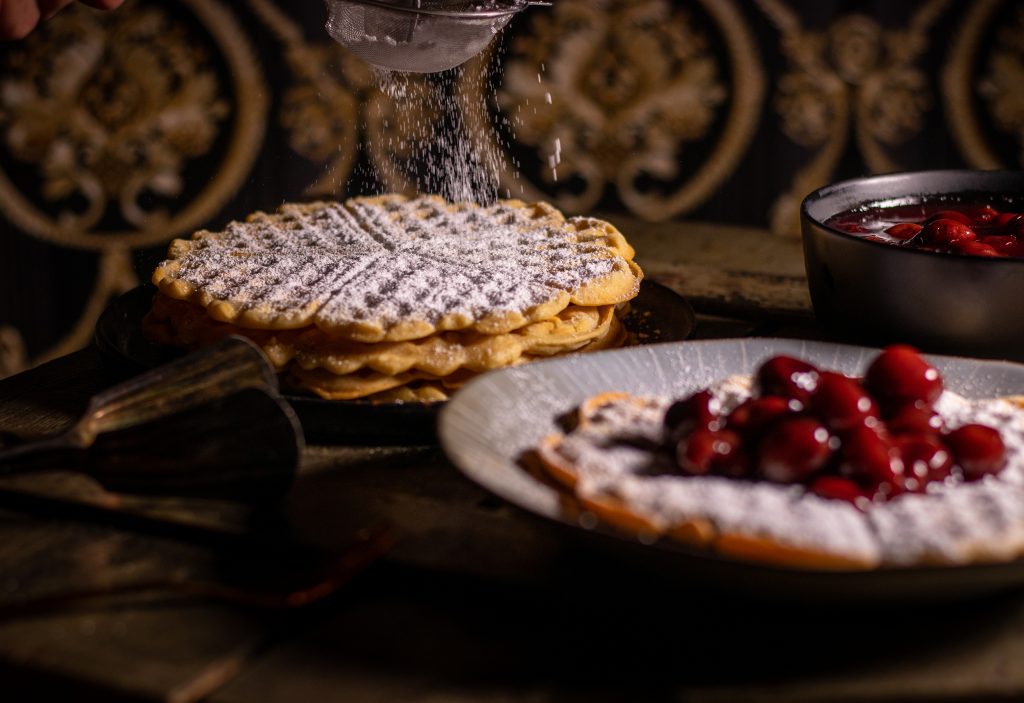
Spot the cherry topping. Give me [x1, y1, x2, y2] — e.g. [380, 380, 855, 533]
[676, 428, 742, 476]
[811, 371, 879, 431]
[992, 212, 1020, 229]
[843, 224, 871, 234]
[713, 437, 752, 479]
[928, 210, 974, 225]
[726, 396, 796, 438]
[809, 476, 866, 506]
[885, 222, 922, 240]
[953, 240, 1001, 257]
[979, 235, 1018, 254]
[824, 204, 1024, 259]
[895, 434, 953, 490]
[864, 345, 943, 411]
[917, 219, 977, 247]
[1006, 214, 1024, 238]
[654, 348, 1009, 507]
[758, 417, 834, 483]
[839, 423, 901, 485]
[664, 390, 719, 439]
[944, 424, 1006, 480]
[966, 204, 998, 223]
[885, 402, 942, 435]
[757, 356, 819, 407]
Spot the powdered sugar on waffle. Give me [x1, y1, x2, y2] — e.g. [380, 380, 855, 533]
[163, 197, 629, 332]
[552, 377, 1024, 567]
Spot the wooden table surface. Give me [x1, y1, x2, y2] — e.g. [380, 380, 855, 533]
[2, 223, 1023, 702]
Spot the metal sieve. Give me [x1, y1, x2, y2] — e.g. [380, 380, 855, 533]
[324, 0, 550, 73]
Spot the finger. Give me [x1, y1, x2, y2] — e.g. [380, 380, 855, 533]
[77, 0, 124, 9]
[39, 0, 74, 20]
[0, 0, 42, 40]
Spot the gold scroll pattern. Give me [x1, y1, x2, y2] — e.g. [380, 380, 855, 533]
[944, 0, 1022, 168]
[0, 0, 267, 374]
[757, 0, 949, 237]
[247, 0, 378, 197]
[460, 0, 764, 220]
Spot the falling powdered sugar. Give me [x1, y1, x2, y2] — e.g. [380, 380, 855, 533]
[370, 67, 506, 204]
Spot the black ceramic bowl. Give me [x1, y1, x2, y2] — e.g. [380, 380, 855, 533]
[802, 170, 1024, 359]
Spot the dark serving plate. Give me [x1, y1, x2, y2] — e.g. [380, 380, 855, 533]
[440, 338, 1024, 603]
[802, 169, 1024, 359]
[96, 282, 696, 445]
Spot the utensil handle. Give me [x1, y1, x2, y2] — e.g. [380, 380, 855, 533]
[0, 436, 80, 475]
[82, 336, 278, 438]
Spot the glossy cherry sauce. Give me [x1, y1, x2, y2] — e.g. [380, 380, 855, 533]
[823, 198, 1024, 258]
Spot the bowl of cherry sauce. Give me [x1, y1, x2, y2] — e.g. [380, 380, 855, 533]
[802, 170, 1024, 358]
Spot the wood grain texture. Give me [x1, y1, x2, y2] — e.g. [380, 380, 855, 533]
[619, 218, 813, 320]
[0, 512, 274, 702]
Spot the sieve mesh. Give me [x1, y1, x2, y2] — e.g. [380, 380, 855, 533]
[324, 0, 543, 73]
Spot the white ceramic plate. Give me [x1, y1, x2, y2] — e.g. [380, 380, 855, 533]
[439, 339, 1024, 600]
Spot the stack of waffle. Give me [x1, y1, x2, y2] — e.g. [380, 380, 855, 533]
[144, 195, 643, 402]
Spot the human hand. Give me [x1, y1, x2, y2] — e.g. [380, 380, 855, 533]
[1, 0, 124, 40]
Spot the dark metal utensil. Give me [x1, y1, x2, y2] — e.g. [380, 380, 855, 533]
[0, 337, 303, 500]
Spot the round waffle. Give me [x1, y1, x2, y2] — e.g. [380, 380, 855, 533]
[536, 381, 1024, 570]
[361, 382, 452, 404]
[145, 293, 618, 377]
[152, 195, 642, 342]
[288, 313, 626, 401]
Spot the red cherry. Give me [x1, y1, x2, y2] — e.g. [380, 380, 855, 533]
[927, 210, 973, 225]
[1009, 244, 1024, 259]
[918, 219, 977, 247]
[885, 223, 922, 240]
[726, 396, 796, 438]
[665, 390, 719, 439]
[953, 240, 1001, 257]
[1007, 214, 1024, 238]
[677, 428, 742, 476]
[980, 235, 1018, 254]
[676, 430, 715, 475]
[966, 204, 998, 224]
[757, 356, 820, 407]
[895, 434, 953, 490]
[944, 424, 1006, 480]
[811, 371, 879, 431]
[864, 345, 943, 411]
[885, 402, 943, 435]
[808, 476, 868, 506]
[992, 212, 1019, 229]
[839, 423, 902, 485]
[980, 235, 1024, 257]
[758, 417, 834, 483]
[713, 433, 752, 479]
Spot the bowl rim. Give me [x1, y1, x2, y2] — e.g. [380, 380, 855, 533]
[800, 169, 1024, 264]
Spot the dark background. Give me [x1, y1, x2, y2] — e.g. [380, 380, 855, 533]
[0, 0, 1018, 374]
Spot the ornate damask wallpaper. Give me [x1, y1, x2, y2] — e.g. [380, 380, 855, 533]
[0, 0, 1019, 378]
